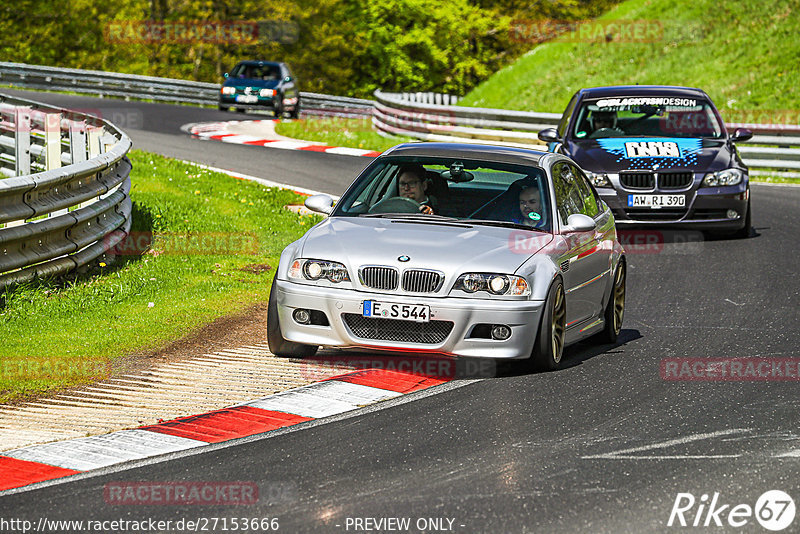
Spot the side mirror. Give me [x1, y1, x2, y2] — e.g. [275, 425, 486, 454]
[223, 73, 229, 79]
[538, 128, 560, 143]
[730, 128, 753, 143]
[304, 194, 334, 215]
[562, 213, 596, 233]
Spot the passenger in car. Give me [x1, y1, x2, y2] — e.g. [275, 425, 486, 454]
[511, 185, 548, 229]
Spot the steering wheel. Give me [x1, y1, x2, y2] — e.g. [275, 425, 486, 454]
[368, 196, 422, 214]
[589, 127, 625, 139]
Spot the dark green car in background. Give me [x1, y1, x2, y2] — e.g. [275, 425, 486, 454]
[219, 60, 300, 118]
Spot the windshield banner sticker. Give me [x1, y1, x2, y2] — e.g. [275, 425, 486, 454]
[597, 138, 702, 168]
[595, 97, 697, 108]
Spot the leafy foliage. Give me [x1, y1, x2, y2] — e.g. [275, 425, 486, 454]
[0, 0, 619, 98]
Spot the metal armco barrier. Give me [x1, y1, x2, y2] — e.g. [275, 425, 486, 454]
[2, 62, 798, 175]
[373, 90, 800, 176]
[0, 93, 132, 289]
[0, 62, 373, 117]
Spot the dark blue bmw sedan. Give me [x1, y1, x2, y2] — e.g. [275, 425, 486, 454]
[539, 86, 752, 237]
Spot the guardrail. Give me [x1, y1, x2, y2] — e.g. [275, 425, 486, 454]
[3, 63, 797, 176]
[0, 93, 132, 289]
[0, 62, 373, 118]
[373, 91, 800, 177]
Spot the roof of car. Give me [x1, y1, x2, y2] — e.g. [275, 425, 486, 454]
[383, 143, 547, 166]
[235, 60, 283, 67]
[576, 85, 710, 99]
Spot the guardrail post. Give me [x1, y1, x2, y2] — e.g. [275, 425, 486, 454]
[69, 120, 87, 164]
[14, 107, 31, 176]
[44, 112, 62, 171]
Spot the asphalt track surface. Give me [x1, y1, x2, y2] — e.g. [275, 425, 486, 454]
[1, 89, 799, 533]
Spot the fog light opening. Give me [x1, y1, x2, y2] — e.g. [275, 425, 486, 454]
[293, 308, 311, 324]
[491, 324, 511, 340]
[726, 209, 739, 219]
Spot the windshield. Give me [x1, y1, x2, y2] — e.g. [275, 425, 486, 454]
[332, 156, 553, 233]
[230, 63, 281, 80]
[573, 97, 724, 139]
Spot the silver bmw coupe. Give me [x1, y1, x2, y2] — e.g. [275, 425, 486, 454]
[268, 143, 626, 371]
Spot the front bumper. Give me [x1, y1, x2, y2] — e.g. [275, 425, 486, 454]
[219, 97, 278, 110]
[598, 180, 749, 231]
[273, 279, 546, 359]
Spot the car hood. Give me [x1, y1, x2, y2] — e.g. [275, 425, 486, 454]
[223, 79, 280, 89]
[299, 217, 552, 278]
[565, 137, 733, 173]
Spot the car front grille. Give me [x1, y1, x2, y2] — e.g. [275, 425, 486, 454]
[620, 172, 655, 190]
[401, 269, 442, 293]
[360, 267, 398, 290]
[342, 314, 453, 344]
[658, 172, 694, 189]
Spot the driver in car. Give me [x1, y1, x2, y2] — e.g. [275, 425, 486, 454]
[397, 164, 436, 214]
[591, 110, 624, 136]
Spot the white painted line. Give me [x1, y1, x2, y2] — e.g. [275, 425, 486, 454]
[261, 140, 314, 150]
[776, 449, 800, 457]
[177, 159, 340, 198]
[219, 134, 264, 144]
[582, 429, 752, 460]
[193, 130, 231, 138]
[4, 430, 206, 471]
[325, 147, 374, 156]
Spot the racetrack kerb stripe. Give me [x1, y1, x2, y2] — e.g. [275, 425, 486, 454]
[0, 369, 450, 493]
[0, 456, 81, 491]
[140, 406, 312, 443]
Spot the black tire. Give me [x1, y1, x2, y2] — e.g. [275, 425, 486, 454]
[218, 105, 228, 111]
[733, 199, 752, 239]
[528, 279, 566, 372]
[267, 278, 318, 358]
[597, 260, 626, 344]
[235, 107, 246, 113]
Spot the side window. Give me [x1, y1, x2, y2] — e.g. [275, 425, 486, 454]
[570, 164, 600, 218]
[552, 162, 583, 225]
[557, 94, 579, 138]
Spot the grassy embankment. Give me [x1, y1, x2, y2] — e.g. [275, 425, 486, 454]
[278, 0, 799, 183]
[275, 116, 415, 153]
[0, 150, 319, 403]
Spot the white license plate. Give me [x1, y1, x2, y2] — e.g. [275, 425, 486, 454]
[363, 301, 430, 323]
[235, 95, 258, 103]
[627, 194, 685, 209]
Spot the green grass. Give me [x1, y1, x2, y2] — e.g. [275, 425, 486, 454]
[275, 117, 416, 153]
[459, 0, 800, 120]
[0, 149, 320, 403]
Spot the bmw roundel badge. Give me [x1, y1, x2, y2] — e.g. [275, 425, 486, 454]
[398, 255, 410, 262]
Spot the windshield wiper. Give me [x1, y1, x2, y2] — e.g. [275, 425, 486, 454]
[466, 219, 549, 232]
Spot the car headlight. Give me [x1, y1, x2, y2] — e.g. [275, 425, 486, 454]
[288, 259, 351, 284]
[703, 168, 744, 187]
[586, 172, 611, 188]
[452, 273, 530, 296]
[259, 88, 275, 97]
[221, 86, 236, 95]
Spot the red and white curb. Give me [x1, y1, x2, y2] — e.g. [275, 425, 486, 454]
[188, 120, 382, 158]
[0, 369, 448, 492]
